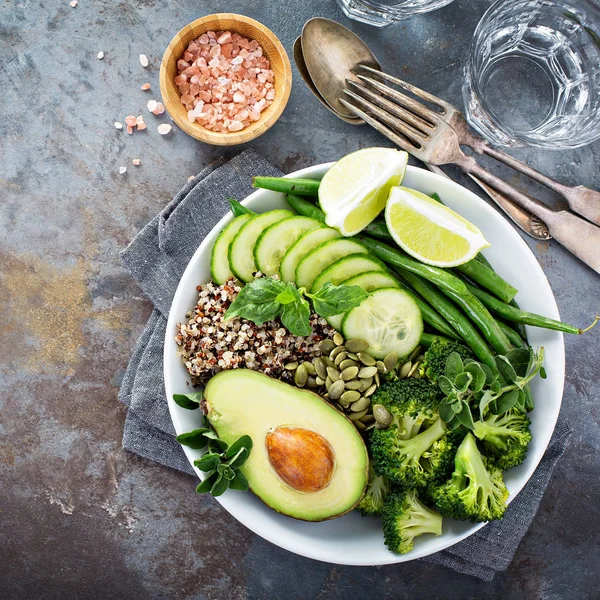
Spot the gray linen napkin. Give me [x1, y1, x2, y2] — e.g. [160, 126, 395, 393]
[118, 149, 572, 580]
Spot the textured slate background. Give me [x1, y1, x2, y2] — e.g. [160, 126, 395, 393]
[1, 0, 599, 598]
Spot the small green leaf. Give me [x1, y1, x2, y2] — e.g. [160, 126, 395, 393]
[308, 282, 369, 318]
[493, 389, 520, 414]
[490, 380, 502, 395]
[224, 277, 286, 324]
[229, 470, 249, 491]
[275, 285, 297, 305]
[464, 362, 486, 393]
[540, 366, 547, 379]
[207, 437, 228, 453]
[281, 289, 312, 336]
[173, 391, 203, 410]
[505, 347, 532, 378]
[479, 390, 495, 419]
[211, 474, 230, 497]
[480, 363, 497, 385]
[196, 471, 218, 494]
[225, 435, 254, 459]
[454, 372, 472, 393]
[451, 400, 463, 414]
[194, 453, 221, 472]
[495, 355, 518, 384]
[438, 375, 455, 396]
[438, 399, 455, 423]
[227, 448, 250, 470]
[217, 464, 236, 480]
[454, 403, 475, 430]
[445, 352, 464, 380]
[446, 416, 463, 431]
[176, 428, 210, 450]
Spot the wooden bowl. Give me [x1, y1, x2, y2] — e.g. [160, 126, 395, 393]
[160, 14, 292, 146]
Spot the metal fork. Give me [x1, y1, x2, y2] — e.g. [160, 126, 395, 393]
[356, 65, 600, 228]
[339, 72, 600, 274]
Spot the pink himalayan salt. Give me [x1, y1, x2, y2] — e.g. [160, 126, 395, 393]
[175, 30, 275, 134]
[141, 83, 151, 90]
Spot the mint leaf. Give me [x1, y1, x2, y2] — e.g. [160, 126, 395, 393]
[279, 284, 311, 336]
[173, 390, 203, 410]
[224, 277, 286, 324]
[275, 285, 297, 305]
[307, 282, 368, 318]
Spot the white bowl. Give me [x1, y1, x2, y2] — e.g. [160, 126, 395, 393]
[164, 163, 564, 565]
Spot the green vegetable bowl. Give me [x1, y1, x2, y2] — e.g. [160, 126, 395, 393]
[163, 162, 565, 565]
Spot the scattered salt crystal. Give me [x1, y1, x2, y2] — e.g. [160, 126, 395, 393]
[139, 54, 149, 67]
[141, 83, 151, 90]
[147, 100, 158, 113]
[114, 121, 123, 130]
[126, 125, 134, 134]
[188, 175, 195, 182]
[157, 124, 172, 135]
[69, 0, 77, 7]
[152, 102, 165, 115]
[97, 51, 104, 60]
[119, 166, 127, 174]
[132, 159, 141, 166]
[125, 115, 137, 126]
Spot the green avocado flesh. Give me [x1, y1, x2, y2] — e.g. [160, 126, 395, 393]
[204, 369, 369, 521]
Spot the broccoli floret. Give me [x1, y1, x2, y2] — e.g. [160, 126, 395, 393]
[382, 489, 443, 554]
[371, 379, 440, 439]
[432, 433, 508, 522]
[473, 410, 532, 470]
[419, 339, 475, 383]
[371, 417, 448, 489]
[357, 463, 391, 516]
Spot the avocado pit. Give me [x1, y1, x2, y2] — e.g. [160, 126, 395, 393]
[266, 427, 335, 493]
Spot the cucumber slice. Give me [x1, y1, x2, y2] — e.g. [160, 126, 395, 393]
[325, 271, 400, 332]
[341, 288, 423, 359]
[295, 239, 367, 291]
[310, 254, 387, 293]
[254, 216, 322, 276]
[279, 227, 341, 283]
[211, 214, 252, 284]
[228, 210, 293, 282]
[340, 270, 400, 292]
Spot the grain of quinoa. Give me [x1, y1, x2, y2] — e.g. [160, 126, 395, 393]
[176, 278, 335, 386]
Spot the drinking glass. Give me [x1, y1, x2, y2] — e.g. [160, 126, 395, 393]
[335, 0, 456, 28]
[464, 0, 600, 148]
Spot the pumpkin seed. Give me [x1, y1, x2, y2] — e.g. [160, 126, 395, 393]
[333, 332, 344, 346]
[334, 351, 348, 366]
[361, 414, 375, 424]
[346, 352, 359, 361]
[339, 358, 358, 371]
[358, 366, 378, 379]
[341, 390, 361, 404]
[350, 397, 370, 412]
[314, 357, 327, 379]
[330, 346, 345, 360]
[354, 420, 366, 431]
[302, 361, 315, 376]
[383, 351, 399, 372]
[357, 352, 376, 366]
[409, 345, 422, 362]
[348, 408, 368, 421]
[326, 366, 340, 382]
[364, 423, 376, 432]
[375, 372, 380, 386]
[345, 338, 369, 353]
[315, 376, 325, 386]
[408, 360, 421, 378]
[322, 356, 336, 368]
[319, 339, 336, 355]
[328, 379, 346, 400]
[341, 366, 359, 381]
[373, 403, 392, 427]
[359, 377, 373, 392]
[294, 363, 308, 387]
[365, 383, 377, 397]
[398, 361, 412, 379]
[284, 362, 298, 371]
[306, 376, 318, 388]
[345, 380, 363, 391]
[376, 360, 387, 374]
[325, 376, 333, 389]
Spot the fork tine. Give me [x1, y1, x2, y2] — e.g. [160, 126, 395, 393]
[346, 79, 434, 136]
[358, 64, 452, 115]
[355, 74, 442, 125]
[339, 98, 422, 155]
[341, 88, 427, 148]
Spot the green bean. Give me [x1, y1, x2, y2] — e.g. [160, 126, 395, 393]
[393, 278, 460, 340]
[465, 282, 599, 335]
[498, 320, 526, 348]
[455, 260, 517, 303]
[359, 237, 469, 298]
[509, 298, 528, 340]
[420, 332, 453, 348]
[285, 194, 325, 222]
[474, 252, 493, 270]
[252, 176, 320, 196]
[228, 198, 255, 217]
[397, 270, 497, 371]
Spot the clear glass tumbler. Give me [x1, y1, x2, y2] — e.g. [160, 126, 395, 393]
[335, 0, 456, 28]
[464, 0, 600, 149]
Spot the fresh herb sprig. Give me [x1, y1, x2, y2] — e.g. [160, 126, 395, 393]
[173, 390, 203, 410]
[437, 347, 546, 430]
[177, 427, 253, 496]
[224, 278, 368, 336]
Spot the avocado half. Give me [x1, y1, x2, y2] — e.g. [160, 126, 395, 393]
[204, 369, 369, 522]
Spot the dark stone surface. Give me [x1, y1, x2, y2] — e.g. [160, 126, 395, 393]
[1, 0, 599, 598]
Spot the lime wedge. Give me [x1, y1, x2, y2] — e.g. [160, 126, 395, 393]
[385, 187, 490, 267]
[319, 148, 408, 236]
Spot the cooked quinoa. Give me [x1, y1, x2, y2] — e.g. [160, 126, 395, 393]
[175, 278, 335, 386]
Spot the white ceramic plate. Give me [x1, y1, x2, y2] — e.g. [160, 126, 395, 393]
[164, 163, 564, 565]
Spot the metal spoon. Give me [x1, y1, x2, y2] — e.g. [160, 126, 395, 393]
[293, 37, 362, 125]
[301, 17, 381, 120]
